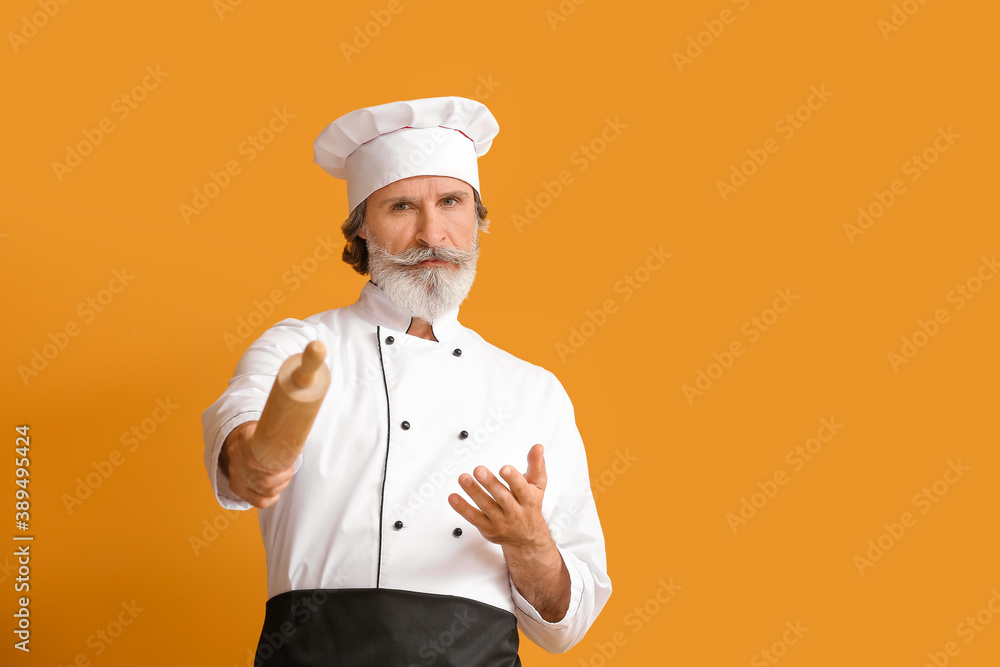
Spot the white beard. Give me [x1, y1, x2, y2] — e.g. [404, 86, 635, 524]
[366, 235, 479, 324]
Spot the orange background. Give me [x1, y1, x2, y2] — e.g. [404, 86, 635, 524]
[3, 0, 999, 665]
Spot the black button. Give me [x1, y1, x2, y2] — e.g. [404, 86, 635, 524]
[394, 520, 403, 530]
[459, 431, 469, 439]
[401, 421, 410, 430]
[386, 336, 395, 345]
[453, 348, 462, 357]
[453, 528, 463, 537]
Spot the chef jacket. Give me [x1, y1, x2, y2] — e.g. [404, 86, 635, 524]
[202, 281, 612, 662]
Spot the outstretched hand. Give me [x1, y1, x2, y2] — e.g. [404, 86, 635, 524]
[220, 421, 294, 509]
[449, 443, 571, 622]
[448, 443, 551, 551]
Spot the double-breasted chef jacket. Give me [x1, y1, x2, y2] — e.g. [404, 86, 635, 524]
[202, 281, 612, 665]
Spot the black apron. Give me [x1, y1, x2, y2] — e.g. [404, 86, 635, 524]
[254, 588, 521, 666]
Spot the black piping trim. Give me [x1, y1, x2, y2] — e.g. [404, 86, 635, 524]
[375, 325, 392, 588]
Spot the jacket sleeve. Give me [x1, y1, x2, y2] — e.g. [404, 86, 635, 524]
[201, 318, 320, 510]
[507, 374, 612, 653]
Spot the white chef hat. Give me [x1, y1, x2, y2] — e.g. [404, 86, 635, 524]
[313, 96, 500, 213]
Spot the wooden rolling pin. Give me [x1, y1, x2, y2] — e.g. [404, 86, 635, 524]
[249, 340, 331, 472]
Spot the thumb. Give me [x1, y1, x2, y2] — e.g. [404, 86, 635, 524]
[525, 444, 547, 490]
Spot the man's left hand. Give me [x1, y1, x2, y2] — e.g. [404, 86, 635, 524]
[449, 443, 550, 550]
[449, 443, 572, 622]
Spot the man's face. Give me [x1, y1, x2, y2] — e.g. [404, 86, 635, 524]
[360, 175, 481, 323]
[360, 175, 477, 256]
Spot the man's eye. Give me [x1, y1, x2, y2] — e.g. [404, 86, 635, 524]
[393, 203, 409, 210]
[442, 198, 457, 206]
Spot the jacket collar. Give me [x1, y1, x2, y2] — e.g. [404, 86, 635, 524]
[351, 280, 462, 342]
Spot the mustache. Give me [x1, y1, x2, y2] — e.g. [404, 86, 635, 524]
[370, 239, 479, 267]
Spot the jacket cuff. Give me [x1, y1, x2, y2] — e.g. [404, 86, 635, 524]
[210, 411, 262, 510]
[508, 545, 584, 630]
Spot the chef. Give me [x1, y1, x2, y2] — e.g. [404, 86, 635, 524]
[202, 96, 612, 666]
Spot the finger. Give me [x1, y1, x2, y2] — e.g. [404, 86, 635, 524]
[249, 454, 296, 476]
[458, 472, 503, 518]
[247, 478, 291, 501]
[270, 468, 295, 485]
[240, 485, 280, 509]
[270, 476, 293, 496]
[448, 493, 489, 529]
[254, 467, 294, 485]
[499, 465, 533, 505]
[524, 444, 547, 490]
[255, 492, 282, 509]
[241, 474, 280, 500]
[250, 470, 293, 498]
[472, 466, 517, 510]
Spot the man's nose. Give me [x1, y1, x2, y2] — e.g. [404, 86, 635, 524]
[415, 207, 447, 246]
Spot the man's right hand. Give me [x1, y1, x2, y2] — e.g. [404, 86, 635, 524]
[219, 421, 295, 508]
